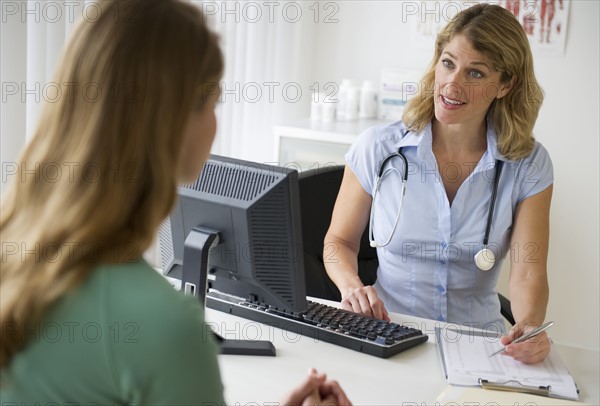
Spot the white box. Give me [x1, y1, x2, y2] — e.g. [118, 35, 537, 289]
[379, 68, 422, 120]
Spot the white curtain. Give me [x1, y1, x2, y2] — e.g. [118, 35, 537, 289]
[25, 1, 86, 137]
[1, 1, 92, 193]
[203, 0, 315, 163]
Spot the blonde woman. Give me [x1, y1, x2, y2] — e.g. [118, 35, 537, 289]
[0, 1, 350, 404]
[324, 4, 553, 364]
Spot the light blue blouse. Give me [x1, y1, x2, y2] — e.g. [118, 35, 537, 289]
[346, 120, 553, 333]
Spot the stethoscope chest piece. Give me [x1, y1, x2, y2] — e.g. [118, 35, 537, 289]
[474, 248, 495, 271]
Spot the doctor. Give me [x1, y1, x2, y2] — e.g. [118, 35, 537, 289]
[324, 4, 553, 364]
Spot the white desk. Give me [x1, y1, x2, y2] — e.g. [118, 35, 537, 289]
[206, 301, 599, 405]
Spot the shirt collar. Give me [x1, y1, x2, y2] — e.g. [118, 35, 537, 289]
[391, 122, 433, 163]
[392, 122, 430, 155]
[394, 117, 511, 165]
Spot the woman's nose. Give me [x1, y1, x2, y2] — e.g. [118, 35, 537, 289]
[442, 80, 464, 100]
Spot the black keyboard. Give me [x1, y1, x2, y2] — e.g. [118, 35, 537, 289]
[206, 295, 429, 358]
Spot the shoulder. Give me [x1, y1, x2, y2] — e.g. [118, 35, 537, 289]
[347, 120, 409, 166]
[505, 141, 554, 201]
[353, 120, 409, 151]
[346, 120, 409, 195]
[518, 141, 551, 163]
[96, 260, 201, 324]
[96, 261, 175, 303]
[508, 141, 553, 175]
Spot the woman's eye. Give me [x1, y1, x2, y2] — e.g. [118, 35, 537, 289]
[442, 59, 453, 68]
[470, 70, 484, 79]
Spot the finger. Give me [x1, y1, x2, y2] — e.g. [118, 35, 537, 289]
[343, 294, 362, 315]
[509, 345, 549, 364]
[283, 372, 326, 406]
[317, 394, 338, 406]
[301, 387, 322, 406]
[365, 288, 383, 320]
[501, 325, 523, 345]
[513, 335, 550, 352]
[356, 292, 374, 317]
[506, 337, 550, 363]
[514, 322, 538, 339]
[345, 289, 372, 317]
[522, 333, 548, 346]
[340, 297, 354, 313]
[321, 380, 353, 406]
[510, 331, 549, 350]
[509, 325, 522, 340]
[382, 307, 391, 322]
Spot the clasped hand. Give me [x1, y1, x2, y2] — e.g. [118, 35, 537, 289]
[282, 368, 352, 406]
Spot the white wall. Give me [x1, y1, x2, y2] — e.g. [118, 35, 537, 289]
[310, 0, 599, 351]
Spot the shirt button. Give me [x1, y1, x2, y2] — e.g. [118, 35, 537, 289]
[437, 315, 445, 322]
[437, 285, 445, 294]
[441, 242, 447, 248]
[440, 260, 446, 265]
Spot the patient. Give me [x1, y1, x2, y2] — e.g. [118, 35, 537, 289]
[0, 1, 350, 404]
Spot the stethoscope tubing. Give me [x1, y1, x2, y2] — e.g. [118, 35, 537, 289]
[483, 160, 503, 246]
[368, 144, 503, 271]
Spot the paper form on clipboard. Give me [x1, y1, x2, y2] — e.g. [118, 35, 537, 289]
[435, 327, 579, 400]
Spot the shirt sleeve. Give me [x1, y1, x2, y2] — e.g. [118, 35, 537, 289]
[345, 125, 382, 196]
[515, 141, 554, 202]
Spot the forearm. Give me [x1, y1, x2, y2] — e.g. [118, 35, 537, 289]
[323, 234, 364, 293]
[323, 165, 374, 299]
[509, 269, 549, 327]
[508, 187, 552, 328]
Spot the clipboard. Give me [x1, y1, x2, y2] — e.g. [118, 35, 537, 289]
[435, 385, 589, 406]
[435, 326, 579, 400]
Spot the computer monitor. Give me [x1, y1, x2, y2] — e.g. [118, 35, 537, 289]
[158, 154, 308, 315]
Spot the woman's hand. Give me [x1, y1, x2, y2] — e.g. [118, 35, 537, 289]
[341, 285, 390, 321]
[500, 323, 551, 364]
[281, 369, 352, 406]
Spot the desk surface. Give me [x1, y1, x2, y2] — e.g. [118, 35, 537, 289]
[206, 301, 599, 405]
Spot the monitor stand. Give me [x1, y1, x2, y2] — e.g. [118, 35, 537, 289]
[182, 227, 276, 356]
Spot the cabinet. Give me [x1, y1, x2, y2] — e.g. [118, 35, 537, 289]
[273, 118, 392, 172]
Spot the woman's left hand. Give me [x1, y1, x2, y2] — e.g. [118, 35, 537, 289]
[500, 323, 551, 364]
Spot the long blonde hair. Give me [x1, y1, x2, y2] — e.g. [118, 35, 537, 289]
[403, 3, 543, 160]
[0, 0, 223, 368]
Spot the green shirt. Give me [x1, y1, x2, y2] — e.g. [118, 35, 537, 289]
[1, 260, 225, 405]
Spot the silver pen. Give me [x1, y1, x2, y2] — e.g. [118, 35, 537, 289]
[489, 321, 554, 357]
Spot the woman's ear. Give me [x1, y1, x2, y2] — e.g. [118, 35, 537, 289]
[497, 75, 516, 99]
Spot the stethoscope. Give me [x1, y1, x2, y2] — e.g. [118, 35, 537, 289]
[368, 146, 504, 272]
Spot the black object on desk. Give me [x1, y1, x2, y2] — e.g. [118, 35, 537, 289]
[211, 331, 276, 356]
[207, 294, 428, 358]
